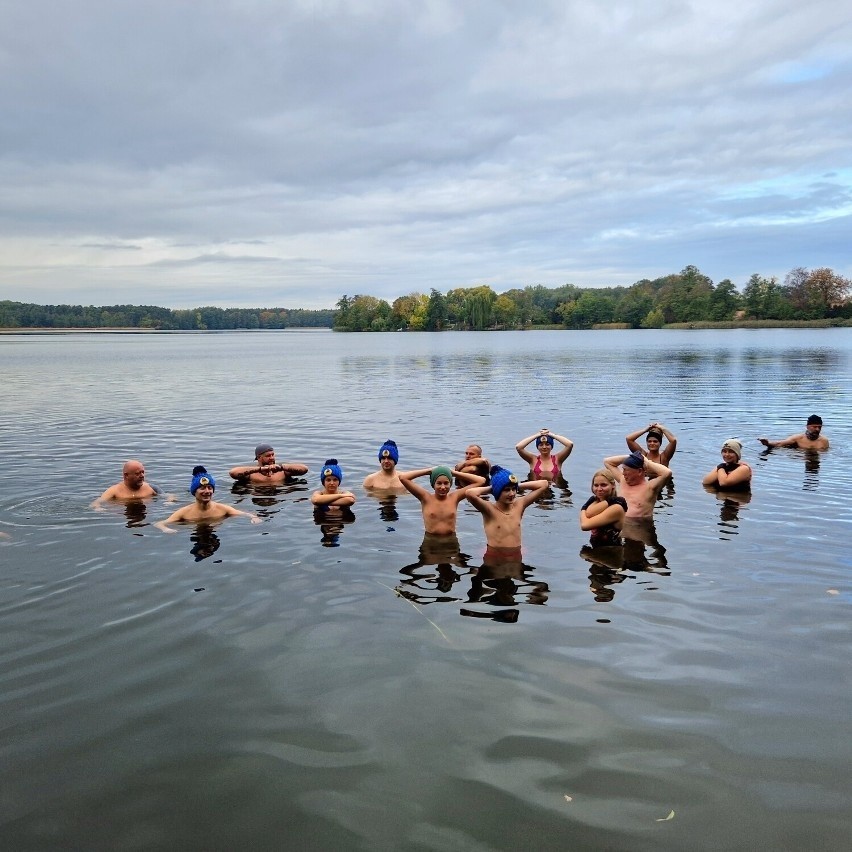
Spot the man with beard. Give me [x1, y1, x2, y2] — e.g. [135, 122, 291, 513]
[229, 443, 308, 485]
[759, 414, 829, 450]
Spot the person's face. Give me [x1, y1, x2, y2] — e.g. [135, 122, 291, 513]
[592, 475, 614, 499]
[805, 423, 822, 440]
[195, 483, 214, 503]
[537, 440, 552, 455]
[433, 475, 451, 497]
[323, 475, 340, 493]
[123, 463, 146, 489]
[646, 436, 661, 452]
[257, 450, 276, 466]
[621, 464, 644, 485]
[380, 456, 396, 471]
[497, 486, 518, 506]
[720, 447, 739, 464]
[464, 446, 479, 460]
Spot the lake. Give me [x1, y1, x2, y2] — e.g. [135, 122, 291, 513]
[0, 328, 850, 851]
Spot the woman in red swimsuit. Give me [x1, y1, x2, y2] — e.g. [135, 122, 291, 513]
[515, 428, 574, 480]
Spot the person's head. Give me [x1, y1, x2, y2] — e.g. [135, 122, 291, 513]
[255, 443, 275, 465]
[591, 468, 618, 499]
[320, 459, 343, 491]
[430, 465, 453, 497]
[190, 466, 216, 500]
[721, 439, 742, 463]
[490, 465, 519, 503]
[464, 444, 482, 460]
[536, 434, 555, 454]
[646, 429, 663, 452]
[378, 439, 398, 470]
[806, 414, 823, 439]
[122, 460, 146, 489]
[621, 450, 646, 485]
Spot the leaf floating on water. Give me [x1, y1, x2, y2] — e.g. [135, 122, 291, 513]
[656, 810, 675, 822]
[563, 795, 573, 803]
[827, 589, 839, 595]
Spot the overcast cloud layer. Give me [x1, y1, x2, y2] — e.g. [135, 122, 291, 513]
[1, 0, 850, 309]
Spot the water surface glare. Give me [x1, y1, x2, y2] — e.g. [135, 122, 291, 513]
[1, 329, 850, 850]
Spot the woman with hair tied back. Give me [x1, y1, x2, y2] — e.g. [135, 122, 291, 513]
[515, 428, 573, 481]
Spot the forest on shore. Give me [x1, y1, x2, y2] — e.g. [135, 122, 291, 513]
[334, 265, 852, 331]
[2, 265, 850, 331]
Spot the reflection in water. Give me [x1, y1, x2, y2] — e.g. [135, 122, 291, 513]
[313, 506, 355, 547]
[398, 533, 472, 604]
[229, 481, 308, 515]
[377, 495, 400, 523]
[704, 485, 751, 539]
[189, 524, 221, 561]
[524, 475, 573, 509]
[803, 450, 821, 491]
[463, 548, 549, 621]
[123, 500, 148, 528]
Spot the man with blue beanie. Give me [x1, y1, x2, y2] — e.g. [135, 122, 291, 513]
[156, 466, 261, 531]
[363, 439, 404, 491]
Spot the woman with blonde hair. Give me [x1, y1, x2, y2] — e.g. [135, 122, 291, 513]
[579, 469, 627, 547]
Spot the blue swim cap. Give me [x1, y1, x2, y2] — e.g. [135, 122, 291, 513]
[320, 459, 343, 483]
[537, 434, 554, 447]
[190, 466, 216, 495]
[490, 465, 518, 498]
[378, 440, 399, 464]
[623, 451, 645, 470]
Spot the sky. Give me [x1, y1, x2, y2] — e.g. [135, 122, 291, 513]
[1, 0, 850, 310]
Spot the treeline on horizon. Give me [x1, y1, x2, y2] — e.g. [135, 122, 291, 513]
[0, 302, 335, 330]
[335, 265, 852, 331]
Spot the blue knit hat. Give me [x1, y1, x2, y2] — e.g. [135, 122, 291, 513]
[536, 434, 554, 447]
[190, 465, 216, 495]
[320, 459, 343, 484]
[489, 465, 519, 498]
[378, 440, 399, 464]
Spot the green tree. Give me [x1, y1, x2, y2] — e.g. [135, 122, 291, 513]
[425, 289, 448, 331]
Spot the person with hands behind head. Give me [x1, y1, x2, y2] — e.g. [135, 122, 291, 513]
[465, 466, 549, 556]
[703, 439, 751, 491]
[580, 469, 627, 547]
[311, 460, 356, 508]
[400, 465, 485, 536]
[625, 422, 677, 468]
[603, 451, 671, 519]
[515, 429, 573, 480]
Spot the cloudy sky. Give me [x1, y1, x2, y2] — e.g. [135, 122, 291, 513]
[1, 0, 850, 309]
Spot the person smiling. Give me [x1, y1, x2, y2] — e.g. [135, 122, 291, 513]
[399, 465, 485, 536]
[515, 429, 573, 480]
[759, 414, 829, 450]
[228, 443, 309, 485]
[702, 439, 752, 491]
[156, 467, 260, 531]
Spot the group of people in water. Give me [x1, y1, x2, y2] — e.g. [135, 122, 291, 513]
[92, 415, 829, 565]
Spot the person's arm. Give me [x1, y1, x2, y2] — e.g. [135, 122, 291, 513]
[452, 469, 487, 490]
[580, 501, 625, 531]
[515, 432, 540, 463]
[155, 506, 189, 532]
[222, 505, 264, 522]
[519, 479, 549, 508]
[549, 432, 574, 463]
[398, 468, 431, 501]
[311, 490, 356, 507]
[716, 462, 751, 489]
[758, 434, 799, 449]
[644, 459, 672, 495]
[701, 467, 720, 487]
[464, 485, 494, 513]
[655, 423, 677, 463]
[603, 455, 627, 482]
[90, 485, 118, 509]
[625, 425, 650, 453]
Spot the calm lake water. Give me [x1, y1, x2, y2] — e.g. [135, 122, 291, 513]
[1, 328, 850, 851]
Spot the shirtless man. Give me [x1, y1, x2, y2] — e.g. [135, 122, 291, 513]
[465, 466, 549, 557]
[156, 467, 260, 532]
[453, 444, 490, 486]
[92, 460, 160, 508]
[625, 422, 677, 467]
[759, 414, 829, 450]
[363, 439, 404, 491]
[400, 465, 485, 536]
[603, 451, 672, 520]
[228, 443, 308, 485]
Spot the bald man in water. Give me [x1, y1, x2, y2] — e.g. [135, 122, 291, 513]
[92, 460, 160, 507]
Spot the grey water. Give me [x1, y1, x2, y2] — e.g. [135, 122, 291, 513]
[0, 328, 850, 851]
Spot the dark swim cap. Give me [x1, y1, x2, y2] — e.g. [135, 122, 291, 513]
[806, 414, 822, 426]
[623, 451, 645, 470]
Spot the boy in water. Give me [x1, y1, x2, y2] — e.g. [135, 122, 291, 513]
[465, 466, 548, 559]
[156, 467, 261, 532]
[363, 439, 404, 491]
[311, 460, 356, 509]
[399, 465, 485, 538]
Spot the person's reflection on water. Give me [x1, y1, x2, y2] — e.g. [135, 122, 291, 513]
[313, 506, 355, 547]
[377, 494, 400, 523]
[704, 485, 751, 537]
[579, 545, 627, 602]
[525, 473, 573, 509]
[398, 533, 472, 604]
[462, 546, 549, 621]
[123, 500, 148, 528]
[189, 524, 221, 561]
[621, 517, 669, 574]
[803, 449, 821, 491]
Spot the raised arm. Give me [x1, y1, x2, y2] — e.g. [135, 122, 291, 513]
[464, 485, 494, 514]
[515, 432, 540, 463]
[452, 469, 487, 490]
[549, 432, 575, 463]
[519, 479, 550, 508]
[398, 467, 432, 501]
[758, 435, 799, 449]
[603, 455, 627, 482]
[644, 459, 672, 495]
[625, 425, 650, 453]
[655, 424, 677, 463]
